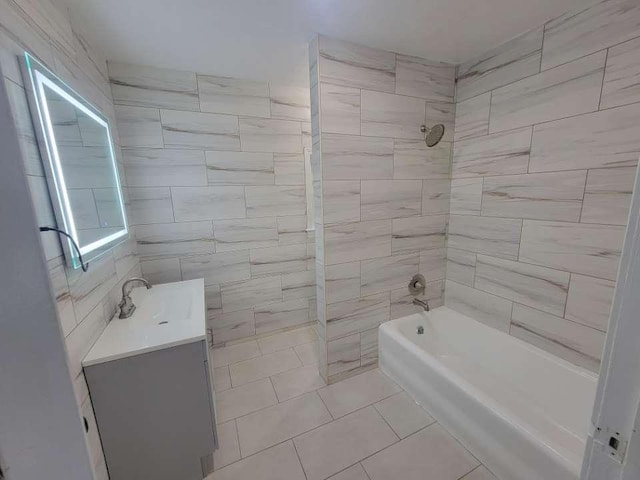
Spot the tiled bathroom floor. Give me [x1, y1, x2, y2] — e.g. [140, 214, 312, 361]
[208, 326, 497, 480]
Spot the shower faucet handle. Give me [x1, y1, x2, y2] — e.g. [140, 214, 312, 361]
[408, 274, 426, 296]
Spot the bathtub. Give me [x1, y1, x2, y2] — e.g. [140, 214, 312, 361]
[379, 306, 598, 480]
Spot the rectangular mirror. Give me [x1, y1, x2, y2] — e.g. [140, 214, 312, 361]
[21, 52, 127, 269]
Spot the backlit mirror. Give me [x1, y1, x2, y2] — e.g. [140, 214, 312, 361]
[21, 52, 127, 269]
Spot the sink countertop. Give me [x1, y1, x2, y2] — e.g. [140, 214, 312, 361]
[82, 279, 206, 367]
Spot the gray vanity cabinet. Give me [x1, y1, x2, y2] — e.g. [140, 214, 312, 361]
[84, 339, 217, 480]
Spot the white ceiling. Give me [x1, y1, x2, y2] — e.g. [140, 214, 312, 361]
[59, 0, 593, 86]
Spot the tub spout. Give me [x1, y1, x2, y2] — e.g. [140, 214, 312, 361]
[413, 298, 430, 311]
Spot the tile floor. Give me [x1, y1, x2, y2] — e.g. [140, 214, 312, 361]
[208, 325, 497, 480]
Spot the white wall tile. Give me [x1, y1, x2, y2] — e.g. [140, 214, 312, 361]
[135, 221, 214, 259]
[213, 217, 278, 252]
[274, 153, 305, 185]
[419, 248, 446, 281]
[601, 36, 640, 110]
[250, 244, 308, 277]
[115, 105, 163, 148]
[361, 90, 425, 140]
[123, 148, 207, 187]
[450, 178, 483, 215]
[197, 75, 270, 117]
[161, 109, 240, 150]
[519, 220, 625, 281]
[565, 274, 615, 332]
[171, 186, 245, 221]
[326, 292, 390, 340]
[128, 187, 174, 225]
[446, 248, 476, 287]
[393, 140, 451, 180]
[361, 180, 422, 220]
[221, 276, 283, 313]
[323, 181, 361, 225]
[581, 166, 635, 225]
[255, 298, 310, 335]
[448, 215, 522, 260]
[489, 51, 605, 133]
[324, 220, 392, 265]
[245, 185, 306, 218]
[391, 215, 446, 255]
[444, 280, 512, 332]
[453, 93, 490, 142]
[180, 251, 250, 286]
[325, 261, 361, 305]
[395, 55, 455, 102]
[322, 133, 394, 180]
[206, 151, 274, 185]
[320, 83, 361, 135]
[239, 117, 302, 154]
[327, 334, 361, 376]
[270, 84, 311, 121]
[361, 253, 419, 297]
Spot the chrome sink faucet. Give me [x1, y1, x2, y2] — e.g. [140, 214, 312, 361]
[118, 278, 152, 319]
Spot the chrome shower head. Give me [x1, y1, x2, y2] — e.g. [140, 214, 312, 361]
[420, 124, 445, 147]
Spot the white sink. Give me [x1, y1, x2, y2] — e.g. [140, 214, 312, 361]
[83, 279, 206, 367]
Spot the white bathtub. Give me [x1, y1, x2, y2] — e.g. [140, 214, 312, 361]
[379, 306, 598, 480]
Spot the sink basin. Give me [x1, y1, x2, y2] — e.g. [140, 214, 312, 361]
[83, 279, 206, 367]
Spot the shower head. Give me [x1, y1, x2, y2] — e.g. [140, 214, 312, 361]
[420, 124, 445, 147]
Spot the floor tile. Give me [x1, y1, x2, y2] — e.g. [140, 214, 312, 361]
[461, 466, 498, 480]
[295, 341, 319, 366]
[318, 369, 401, 418]
[229, 348, 301, 386]
[213, 420, 240, 469]
[294, 406, 398, 480]
[258, 326, 317, 354]
[212, 340, 262, 367]
[208, 441, 306, 480]
[271, 364, 326, 402]
[216, 378, 277, 423]
[373, 392, 435, 438]
[214, 366, 231, 392]
[362, 424, 479, 480]
[328, 463, 370, 480]
[236, 392, 332, 457]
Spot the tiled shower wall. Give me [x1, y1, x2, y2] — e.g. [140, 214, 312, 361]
[108, 62, 315, 345]
[0, 0, 140, 478]
[309, 35, 456, 383]
[446, 0, 640, 372]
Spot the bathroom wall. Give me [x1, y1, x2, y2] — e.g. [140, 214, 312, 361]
[0, 0, 141, 478]
[108, 62, 315, 345]
[446, 0, 640, 372]
[309, 35, 456, 383]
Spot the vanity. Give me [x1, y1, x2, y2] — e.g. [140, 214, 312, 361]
[83, 279, 217, 480]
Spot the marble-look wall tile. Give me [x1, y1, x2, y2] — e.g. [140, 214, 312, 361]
[393, 140, 451, 180]
[481, 171, 587, 221]
[456, 28, 543, 101]
[320, 83, 361, 135]
[135, 221, 214, 259]
[565, 274, 615, 332]
[114, 105, 163, 148]
[581, 166, 635, 225]
[255, 298, 310, 335]
[444, 280, 512, 332]
[361, 180, 422, 220]
[270, 85, 311, 121]
[327, 334, 361, 377]
[421, 179, 450, 215]
[326, 292, 390, 340]
[541, 0, 640, 71]
[108, 62, 199, 111]
[213, 217, 278, 252]
[395, 55, 455, 102]
[510, 304, 604, 372]
[323, 181, 361, 225]
[274, 153, 305, 185]
[419, 248, 447, 281]
[322, 133, 394, 180]
[180, 251, 250, 286]
[475, 254, 569, 316]
[452, 127, 531, 178]
[278, 216, 308, 246]
[205, 285, 223, 321]
[361, 90, 425, 140]
[123, 148, 207, 187]
[197, 75, 270, 117]
[450, 178, 482, 215]
[211, 309, 256, 345]
[140, 258, 182, 284]
[67, 255, 118, 322]
[317, 35, 396, 92]
[282, 269, 317, 301]
[529, 103, 640, 172]
[601, 36, 640, 110]
[48, 260, 77, 336]
[325, 261, 361, 305]
[128, 187, 174, 225]
[360, 328, 379, 367]
[448, 215, 522, 260]
[360, 253, 419, 297]
[453, 93, 490, 142]
[519, 220, 625, 281]
[391, 215, 446, 255]
[239, 117, 302, 154]
[65, 304, 107, 377]
[171, 186, 245, 221]
[206, 151, 275, 185]
[250, 244, 308, 277]
[161, 109, 240, 151]
[489, 51, 606, 133]
[245, 185, 306, 217]
[446, 248, 476, 287]
[324, 220, 392, 265]
[220, 276, 283, 313]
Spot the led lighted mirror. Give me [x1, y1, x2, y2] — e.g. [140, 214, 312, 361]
[21, 52, 127, 269]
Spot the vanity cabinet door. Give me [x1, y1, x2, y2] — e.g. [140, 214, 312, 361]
[85, 341, 216, 480]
